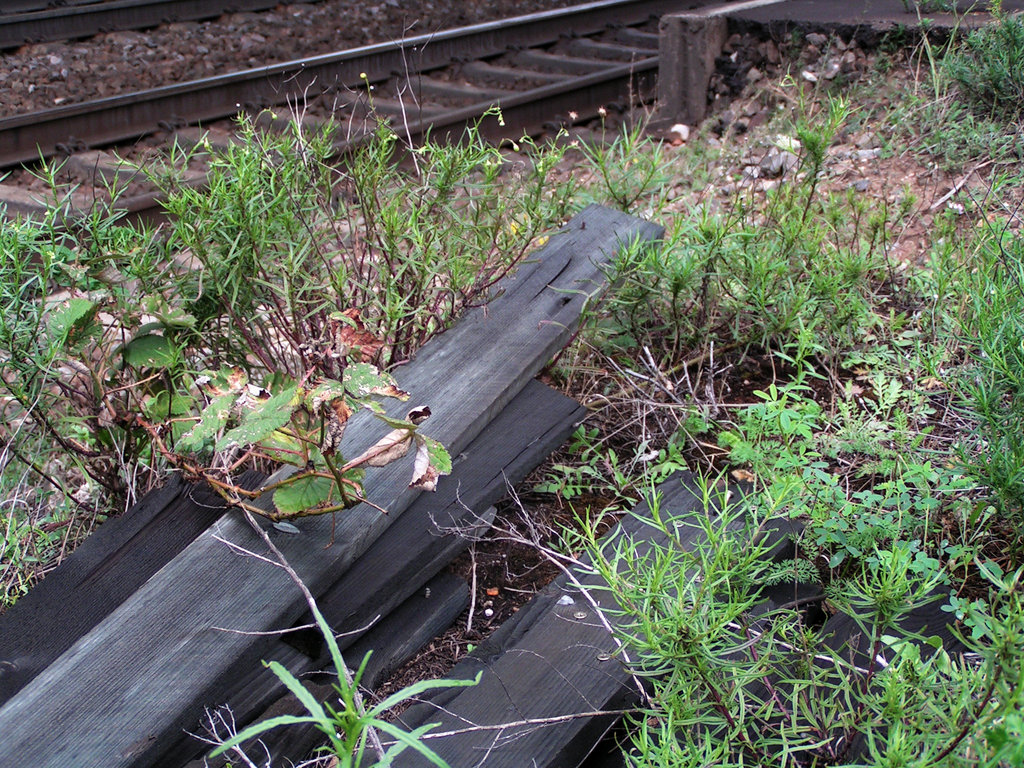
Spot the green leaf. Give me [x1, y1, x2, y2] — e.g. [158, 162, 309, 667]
[273, 474, 334, 515]
[195, 367, 249, 397]
[142, 390, 193, 421]
[304, 378, 348, 408]
[140, 294, 196, 329]
[216, 386, 298, 450]
[370, 671, 480, 714]
[209, 713, 321, 757]
[259, 429, 305, 464]
[177, 392, 236, 454]
[47, 297, 99, 347]
[421, 436, 452, 476]
[264, 660, 329, 722]
[374, 720, 453, 767]
[123, 333, 178, 369]
[343, 362, 409, 400]
[410, 435, 452, 491]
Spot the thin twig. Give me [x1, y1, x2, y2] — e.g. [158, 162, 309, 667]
[222, 513, 387, 762]
[466, 541, 478, 634]
[211, 614, 380, 639]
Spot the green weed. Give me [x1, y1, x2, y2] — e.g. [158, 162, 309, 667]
[946, 10, 1024, 122]
[0, 108, 576, 600]
[211, 567, 477, 767]
[585, 476, 1024, 767]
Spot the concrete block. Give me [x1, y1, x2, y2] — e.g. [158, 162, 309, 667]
[657, 0, 789, 127]
[658, 13, 728, 127]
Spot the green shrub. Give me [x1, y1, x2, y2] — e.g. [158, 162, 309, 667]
[946, 11, 1024, 121]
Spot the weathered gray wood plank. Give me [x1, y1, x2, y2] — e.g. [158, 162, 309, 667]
[0, 204, 662, 768]
[160, 378, 583, 766]
[253, 571, 472, 768]
[391, 474, 723, 768]
[0, 471, 264, 705]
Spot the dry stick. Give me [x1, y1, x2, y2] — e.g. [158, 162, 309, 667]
[499, 485, 654, 710]
[414, 708, 637, 742]
[232, 510, 388, 763]
[194, 708, 265, 768]
[928, 159, 995, 212]
[466, 541, 478, 634]
[211, 614, 380, 639]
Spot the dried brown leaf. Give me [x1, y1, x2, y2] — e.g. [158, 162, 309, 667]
[348, 428, 412, 468]
[321, 398, 353, 457]
[330, 309, 384, 363]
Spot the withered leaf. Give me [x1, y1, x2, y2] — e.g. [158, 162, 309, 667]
[343, 363, 409, 401]
[410, 434, 451, 492]
[321, 397, 353, 457]
[408, 405, 431, 425]
[348, 428, 413, 468]
[329, 308, 384, 363]
[411, 439, 440, 491]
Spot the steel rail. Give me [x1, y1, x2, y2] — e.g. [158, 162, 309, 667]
[1, 0, 105, 15]
[0, 0, 318, 50]
[0, 0, 708, 168]
[380, 57, 658, 148]
[107, 55, 659, 223]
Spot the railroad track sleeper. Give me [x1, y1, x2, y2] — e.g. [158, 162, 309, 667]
[0, 205, 662, 768]
[0, 0, 714, 169]
[507, 48, 614, 75]
[564, 36, 656, 60]
[457, 60, 569, 87]
[407, 75, 512, 105]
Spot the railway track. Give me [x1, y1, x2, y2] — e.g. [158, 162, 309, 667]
[0, 0, 716, 221]
[0, 0, 321, 50]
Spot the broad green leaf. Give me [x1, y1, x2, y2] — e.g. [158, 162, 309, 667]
[142, 390, 195, 442]
[343, 362, 409, 400]
[47, 297, 99, 347]
[216, 386, 298, 450]
[142, 390, 193, 421]
[141, 294, 196, 329]
[123, 333, 178, 369]
[304, 379, 347, 409]
[259, 429, 304, 464]
[273, 474, 334, 515]
[177, 392, 236, 453]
